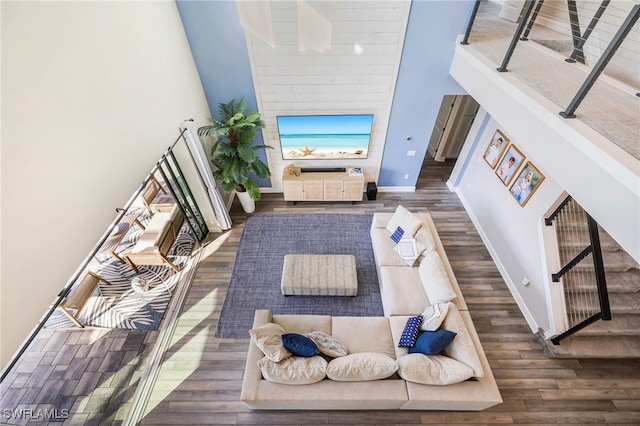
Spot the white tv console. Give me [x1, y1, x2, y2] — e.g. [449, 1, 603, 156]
[282, 166, 365, 203]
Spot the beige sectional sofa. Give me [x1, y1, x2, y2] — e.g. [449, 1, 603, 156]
[241, 206, 502, 411]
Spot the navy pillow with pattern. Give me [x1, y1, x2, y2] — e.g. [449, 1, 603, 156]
[398, 315, 423, 347]
[390, 226, 405, 244]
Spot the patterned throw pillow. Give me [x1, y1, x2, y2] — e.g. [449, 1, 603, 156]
[420, 302, 450, 331]
[393, 237, 427, 266]
[398, 315, 423, 347]
[306, 331, 348, 358]
[390, 226, 405, 244]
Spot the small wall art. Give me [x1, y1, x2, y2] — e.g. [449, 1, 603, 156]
[495, 144, 525, 186]
[510, 161, 545, 207]
[483, 129, 509, 169]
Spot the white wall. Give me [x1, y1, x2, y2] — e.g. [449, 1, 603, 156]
[1, 1, 210, 367]
[452, 114, 564, 332]
[243, 0, 411, 189]
[450, 37, 640, 333]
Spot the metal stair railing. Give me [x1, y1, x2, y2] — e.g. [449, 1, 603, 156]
[545, 195, 611, 345]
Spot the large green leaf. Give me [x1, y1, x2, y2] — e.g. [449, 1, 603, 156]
[250, 158, 271, 179]
[243, 179, 261, 201]
[236, 141, 257, 163]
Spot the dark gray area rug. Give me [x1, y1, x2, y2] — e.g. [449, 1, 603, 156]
[215, 213, 383, 339]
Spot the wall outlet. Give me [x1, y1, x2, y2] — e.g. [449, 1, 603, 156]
[407, 150, 416, 156]
[404, 174, 409, 179]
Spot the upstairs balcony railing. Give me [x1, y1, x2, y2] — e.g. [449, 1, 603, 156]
[461, 0, 640, 161]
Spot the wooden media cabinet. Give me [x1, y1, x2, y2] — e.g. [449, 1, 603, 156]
[282, 167, 365, 203]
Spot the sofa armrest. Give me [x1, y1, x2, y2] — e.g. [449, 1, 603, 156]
[241, 310, 273, 403]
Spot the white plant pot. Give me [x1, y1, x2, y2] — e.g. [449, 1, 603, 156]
[236, 191, 256, 213]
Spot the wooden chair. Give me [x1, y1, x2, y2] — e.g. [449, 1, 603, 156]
[125, 205, 185, 273]
[140, 177, 167, 215]
[57, 271, 112, 328]
[94, 210, 145, 264]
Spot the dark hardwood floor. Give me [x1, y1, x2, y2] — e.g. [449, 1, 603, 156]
[2, 158, 640, 425]
[140, 157, 640, 425]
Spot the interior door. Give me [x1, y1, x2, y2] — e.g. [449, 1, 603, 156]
[427, 95, 456, 158]
[438, 96, 480, 160]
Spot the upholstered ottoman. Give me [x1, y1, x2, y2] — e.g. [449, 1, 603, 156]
[281, 254, 358, 296]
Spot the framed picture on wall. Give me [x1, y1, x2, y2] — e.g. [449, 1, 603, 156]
[495, 144, 524, 186]
[483, 129, 509, 168]
[510, 161, 545, 207]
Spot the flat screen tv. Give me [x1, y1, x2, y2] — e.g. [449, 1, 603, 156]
[277, 114, 373, 160]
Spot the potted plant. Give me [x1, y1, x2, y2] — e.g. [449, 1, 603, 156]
[197, 98, 272, 213]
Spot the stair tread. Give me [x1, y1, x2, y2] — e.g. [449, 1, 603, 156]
[566, 291, 640, 315]
[544, 335, 640, 358]
[564, 269, 640, 293]
[557, 250, 639, 272]
[578, 314, 640, 335]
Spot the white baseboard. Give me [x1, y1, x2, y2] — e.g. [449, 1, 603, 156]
[454, 188, 540, 334]
[377, 186, 416, 193]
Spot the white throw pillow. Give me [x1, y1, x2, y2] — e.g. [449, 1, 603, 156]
[393, 237, 427, 266]
[385, 205, 423, 238]
[326, 352, 398, 381]
[258, 356, 328, 385]
[306, 331, 348, 358]
[249, 323, 292, 362]
[414, 224, 436, 254]
[420, 302, 450, 331]
[397, 353, 474, 385]
[419, 251, 457, 303]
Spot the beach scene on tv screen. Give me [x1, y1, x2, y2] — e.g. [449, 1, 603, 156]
[278, 114, 372, 160]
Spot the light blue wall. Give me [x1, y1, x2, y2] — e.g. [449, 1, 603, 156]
[177, 0, 474, 189]
[379, 0, 474, 187]
[176, 0, 271, 187]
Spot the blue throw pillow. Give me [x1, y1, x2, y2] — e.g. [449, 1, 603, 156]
[398, 315, 423, 347]
[390, 226, 405, 244]
[281, 333, 320, 357]
[408, 329, 457, 355]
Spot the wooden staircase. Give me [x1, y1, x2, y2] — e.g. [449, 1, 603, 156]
[541, 206, 640, 358]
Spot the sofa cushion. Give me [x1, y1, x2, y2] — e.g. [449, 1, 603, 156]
[397, 354, 474, 385]
[409, 329, 457, 355]
[331, 316, 395, 359]
[282, 333, 320, 357]
[326, 353, 398, 381]
[273, 314, 332, 335]
[385, 205, 422, 237]
[258, 355, 328, 385]
[413, 224, 436, 255]
[378, 266, 430, 316]
[307, 331, 348, 358]
[249, 323, 292, 362]
[420, 302, 450, 331]
[419, 251, 457, 303]
[398, 315, 423, 347]
[442, 306, 485, 377]
[371, 228, 411, 267]
[394, 237, 426, 267]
